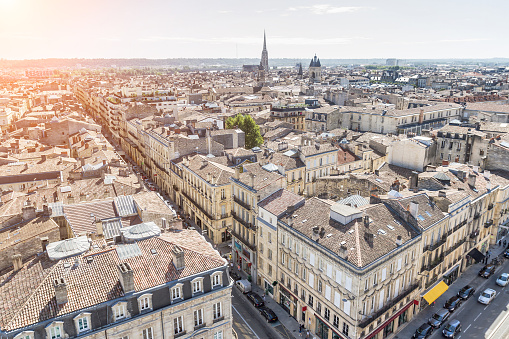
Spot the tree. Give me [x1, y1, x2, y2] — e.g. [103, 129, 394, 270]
[226, 114, 263, 149]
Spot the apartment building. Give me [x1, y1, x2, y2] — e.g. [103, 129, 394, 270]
[171, 154, 234, 244]
[342, 103, 463, 135]
[299, 139, 338, 196]
[263, 193, 422, 339]
[306, 106, 341, 132]
[0, 229, 232, 339]
[230, 163, 285, 280]
[434, 125, 490, 167]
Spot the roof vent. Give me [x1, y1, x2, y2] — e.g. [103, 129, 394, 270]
[396, 235, 403, 246]
[311, 226, 320, 242]
[338, 245, 348, 259]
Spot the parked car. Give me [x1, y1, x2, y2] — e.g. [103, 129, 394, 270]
[259, 307, 278, 322]
[479, 264, 495, 278]
[457, 285, 475, 300]
[478, 288, 496, 305]
[413, 323, 434, 338]
[442, 319, 462, 338]
[496, 273, 509, 287]
[235, 279, 252, 293]
[444, 296, 462, 312]
[504, 249, 509, 258]
[428, 309, 450, 328]
[246, 292, 265, 307]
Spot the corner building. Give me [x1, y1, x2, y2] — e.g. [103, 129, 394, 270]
[260, 190, 422, 339]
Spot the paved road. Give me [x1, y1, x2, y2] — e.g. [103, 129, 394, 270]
[416, 258, 509, 339]
[232, 287, 284, 339]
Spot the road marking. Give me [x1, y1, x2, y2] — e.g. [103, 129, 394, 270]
[474, 313, 482, 321]
[484, 304, 489, 310]
[232, 305, 261, 339]
[465, 324, 471, 332]
[457, 336, 461, 339]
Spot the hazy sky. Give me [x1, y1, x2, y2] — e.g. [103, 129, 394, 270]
[0, 0, 508, 60]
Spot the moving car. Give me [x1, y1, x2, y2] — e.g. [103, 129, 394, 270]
[246, 292, 265, 307]
[413, 323, 434, 338]
[478, 288, 496, 305]
[235, 279, 252, 293]
[259, 307, 278, 322]
[496, 273, 509, 287]
[428, 309, 450, 328]
[479, 264, 495, 278]
[442, 319, 462, 338]
[444, 296, 462, 312]
[457, 285, 475, 300]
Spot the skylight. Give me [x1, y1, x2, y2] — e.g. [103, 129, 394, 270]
[387, 225, 395, 230]
[425, 211, 432, 217]
[417, 215, 425, 221]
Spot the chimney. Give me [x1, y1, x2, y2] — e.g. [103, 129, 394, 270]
[363, 215, 370, 228]
[12, 254, 22, 271]
[161, 217, 167, 229]
[338, 245, 348, 259]
[81, 158, 85, 167]
[207, 172, 212, 182]
[172, 245, 185, 270]
[22, 201, 37, 220]
[468, 174, 477, 187]
[249, 173, 256, 188]
[311, 226, 320, 241]
[41, 236, 49, 252]
[288, 215, 294, 228]
[54, 278, 68, 304]
[234, 166, 240, 180]
[396, 235, 403, 246]
[118, 262, 135, 293]
[438, 190, 447, 198]
[409, 201, 419, 218]
[409, 171, 419, 189]
[442, 160, 449, 166]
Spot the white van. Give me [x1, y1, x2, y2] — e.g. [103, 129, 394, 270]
[235, 279, 252, 293]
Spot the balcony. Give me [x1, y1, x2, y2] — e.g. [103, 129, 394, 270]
[232, 211, 256, 230]
[453, 220, 467, 233]
[473, 213, 480, 220]
[233, 195, 251, 210]
[194, 323, 206, 331]
[470, 229, 480, 239]
[359, 283, 420, 328]
[173, 184, 179, 192]
[421, 254, 444, 272]
[445, 238, 466, 256]
[213, 316, 225, 324]
[485, 220, 493, 228]
[229, 228, 256, 252]
[174, 331, 187, 338]
[423, 235, 447, 253]
[181, 191, 214, 221]
[488, 203, 494, 211]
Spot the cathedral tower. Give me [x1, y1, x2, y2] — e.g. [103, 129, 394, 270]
[260, 30, 269, 73]
[309, 54, 322, 83]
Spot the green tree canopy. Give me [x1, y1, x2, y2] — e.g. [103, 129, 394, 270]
[226, 114, 263, 149]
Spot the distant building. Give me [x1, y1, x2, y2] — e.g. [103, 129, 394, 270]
[309, 55, 322, 83]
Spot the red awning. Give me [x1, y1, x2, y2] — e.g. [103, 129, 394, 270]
[302, 306, 307, 312]
[364, 300, 418, 339]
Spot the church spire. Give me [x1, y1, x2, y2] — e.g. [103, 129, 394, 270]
[263, 30, 267, 51]
[260, 30, 269, 73]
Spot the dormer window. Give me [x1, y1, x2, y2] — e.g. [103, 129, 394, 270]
[14, 331, 34, 339]
[171, 283, 184, 302]
[138, 293, 153, 312]
[74, 312, 92, 334]
[45, 321, 64, 339]
[192, 277, 204, 295]
[112, 301, 128, 321]
[211, 272, 222, 288]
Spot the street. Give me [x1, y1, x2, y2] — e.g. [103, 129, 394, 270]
[400, 256, 509, 339]
[232, 286, 287, 339]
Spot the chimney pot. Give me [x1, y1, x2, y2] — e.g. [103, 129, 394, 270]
[172, 245, 185, 270]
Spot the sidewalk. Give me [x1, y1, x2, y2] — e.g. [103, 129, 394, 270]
[394, 236, 509, 338]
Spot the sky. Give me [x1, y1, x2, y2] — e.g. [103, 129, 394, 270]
[0, 0, 508, 60]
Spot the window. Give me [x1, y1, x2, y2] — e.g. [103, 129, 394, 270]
[214, 331, 223, 339]
[174, 316, 184, 335]
[46, 322, 64, 339]
[192, 278, 203, 295]
[318, 280, 323, 293]
[194, 309, 204, 327]
[308, 294, 314, 307]
[324, 308, 330, 320]
[317, 302, 322, 314]
[138, 293, 152, 311]
[213, 302, 222, 319]
[14, 332, 34, 339]
[142, 328, 153, 339]
[342, 323, 349, 336]
[78, 317, 89, 332]
[333, 315, 339, 328]
[211, 272, 222, 287]
[268, 232, 272, 243]
[113, 303, 127, 321]
[268, 249, 273, 260]
[268, 264, 273, 276]
[171, 284, 183, 301]
[302, 267, 307, 281]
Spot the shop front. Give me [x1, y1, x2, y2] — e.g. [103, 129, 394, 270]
[233, 240, 254, 277]
[364, 300, 418, 339]
[279, 286, 297, 318]
[315, 316, 329, 339]
[264, 279, 274, 298]
[443, 264, 460, 286]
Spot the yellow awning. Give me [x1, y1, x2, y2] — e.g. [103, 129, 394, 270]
[423, 281, 449, 304]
